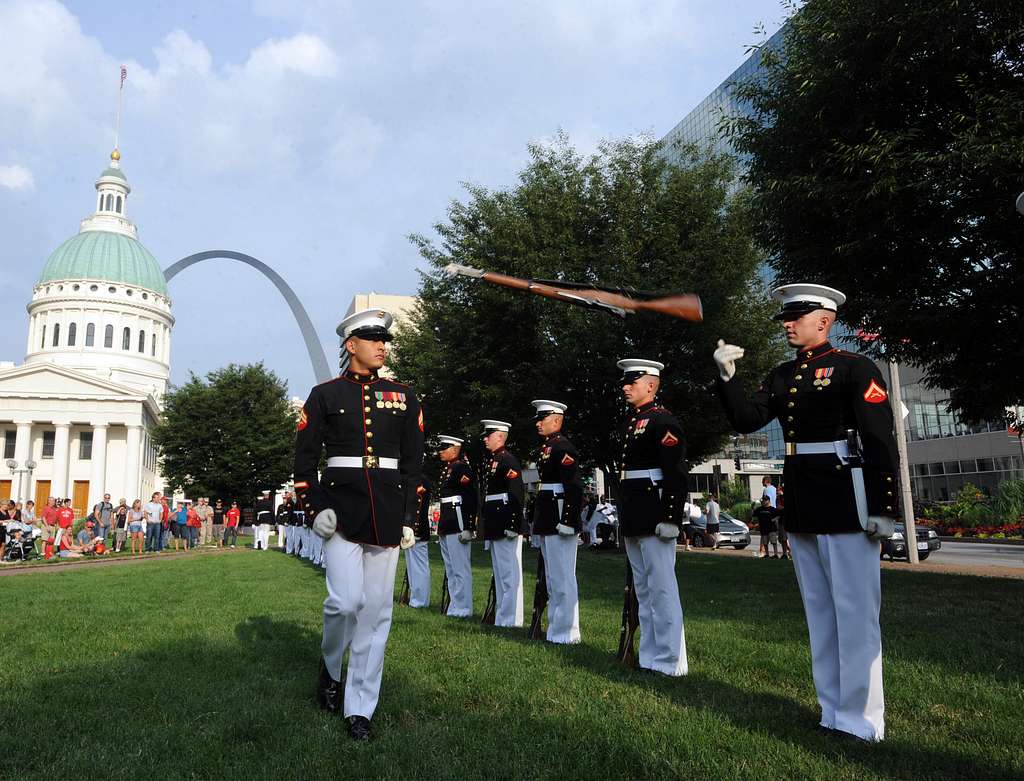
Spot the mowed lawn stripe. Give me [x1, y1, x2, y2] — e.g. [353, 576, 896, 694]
[1, 545, 1021, 780]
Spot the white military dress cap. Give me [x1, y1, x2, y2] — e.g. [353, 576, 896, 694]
[480, 419, 511, 433]
[336, 308, 395, 341]
[771, 283, 846, 321]
[437, 435, 465, 447]
[616, 358, 665, 381]
[531, 400, 567, 419]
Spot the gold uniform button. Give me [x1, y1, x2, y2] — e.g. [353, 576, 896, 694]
[788, 402, 795, 408]
[794, 375, 803, 380]
[886, 505, 893, 511]
[788, 431, 795, 436]
[806, 351, 813, 358]
[365, 419, 372, 426]
[364, 406, 371, 413]
[800, 363, 808, 369]
[887, 491, 894, 496]
[789, 388, 797, 394]
[886, 476, 893, 483]
[366, 446, 373, 453]
[364, 395, 370, 401]
[835, 465, 842, 471]
[787, 416, 794, 422]
[366, 432, 373, 438]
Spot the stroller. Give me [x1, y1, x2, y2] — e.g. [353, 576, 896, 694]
[3, 525, 41, 562]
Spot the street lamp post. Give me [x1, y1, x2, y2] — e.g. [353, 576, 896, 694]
[6, 458, 38, 503]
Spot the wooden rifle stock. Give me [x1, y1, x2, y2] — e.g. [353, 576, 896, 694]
[482, 575, 497, 625]
[616, 559, 639, 667]
[440, 572, 451, 615]
[398, 569, 410, 606]
[443, 264, 703, 323]
[527, 549, 549, 640]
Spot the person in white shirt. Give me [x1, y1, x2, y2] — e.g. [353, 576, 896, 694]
[143, 493, 164, 553]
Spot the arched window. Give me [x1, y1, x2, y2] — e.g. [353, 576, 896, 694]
[105, 193, 113, 211]
[122, 327, 131, 350]
[116, 196, 123, 213]
[52, 323, 60, 347]
[151, 332, 157, 356]
[85, 323, 95, 346]
[40, 325, 46, 349]
[104, 324, 114, 348]
[138, 330, 146, 353]
[67, 322, 77, 346]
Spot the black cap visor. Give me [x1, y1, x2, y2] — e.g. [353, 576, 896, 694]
[346, 326, 393, 342]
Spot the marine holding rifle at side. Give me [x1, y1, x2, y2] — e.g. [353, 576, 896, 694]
[614, 358, 689, 677]
[530, 399, 583, 644]
[714, 283, 898, 744]
[435, 435, 478, 618]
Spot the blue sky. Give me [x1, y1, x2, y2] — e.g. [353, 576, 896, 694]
[0, 0, 786, 396]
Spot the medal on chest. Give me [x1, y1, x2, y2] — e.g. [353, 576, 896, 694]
[813, 367, 834, 387]
[633, 418, 650, 437]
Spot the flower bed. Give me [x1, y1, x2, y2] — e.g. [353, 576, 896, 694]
[914, 517, 1024, 540]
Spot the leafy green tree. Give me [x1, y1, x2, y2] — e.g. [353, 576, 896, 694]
[726, 0, 1024, 423]
[391, 135, 784, 478]
[153, 363, 297, 503]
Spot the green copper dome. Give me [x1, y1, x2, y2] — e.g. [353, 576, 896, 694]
[39, 231, 168, 296]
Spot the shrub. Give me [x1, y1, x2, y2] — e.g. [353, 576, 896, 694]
[994, 480, 1024, 524]
[730, 501, 753, 523]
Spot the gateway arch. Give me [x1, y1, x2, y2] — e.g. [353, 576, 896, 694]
[164, 250, 332, 384]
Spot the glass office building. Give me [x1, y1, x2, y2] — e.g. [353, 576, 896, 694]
[659, 27, 1022, 497]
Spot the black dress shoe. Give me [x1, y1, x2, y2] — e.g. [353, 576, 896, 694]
[346, 715, 372, 741]
[316, 658, 342, 714]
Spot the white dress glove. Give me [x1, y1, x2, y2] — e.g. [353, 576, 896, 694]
[865, 515, 896, 542]
[714, 339, 745, 382]
[503, 529, 519, 540]
[654, 522, 680, 541]
[458, 530, 474, 544]
[312, 509, 337, 540]
[400, 526, 415, 550]
[556, 523, 576, 537]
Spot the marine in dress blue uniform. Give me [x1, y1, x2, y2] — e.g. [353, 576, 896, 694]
[480, 420, 526, 627]
[435, 435, 478, 617]
[714, 284, 898, 742]
[615, 359, 689, 677]
[402, 473, 432, 608]
[530, 400, 583, 644]
[294, 308, 424, 741]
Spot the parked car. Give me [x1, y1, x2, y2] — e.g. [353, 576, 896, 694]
[689, 511, 750, 550]
[880, 523, 941, 561]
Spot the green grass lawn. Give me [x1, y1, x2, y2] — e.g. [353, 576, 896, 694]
[1, 545, 1021, 780]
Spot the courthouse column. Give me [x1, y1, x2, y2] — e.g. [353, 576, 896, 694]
[51, 423, 71, 500]
[88, 424, 108, 510]
[124, 425, 142, 502]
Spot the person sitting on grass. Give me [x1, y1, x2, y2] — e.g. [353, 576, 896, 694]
[68, 522, 101, 556]
[172, 502, 189, 551]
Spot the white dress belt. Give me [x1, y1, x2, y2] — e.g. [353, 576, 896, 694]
[539, 483, 564, 493]
[619, 468, 663, 481]
[785, 440, 850, 457]
[440, 495, 462, 505]
[326, 455, 399, 470]
[484, 493, 509, 502]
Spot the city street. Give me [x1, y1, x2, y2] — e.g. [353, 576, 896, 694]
[746, 533, 1023, 570]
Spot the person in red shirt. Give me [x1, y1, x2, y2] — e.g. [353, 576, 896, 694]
[222, 502, 241, 548]
[55, 498, 76, 549]
[186, 503, 201, 550]
[41, 497, 59, 539]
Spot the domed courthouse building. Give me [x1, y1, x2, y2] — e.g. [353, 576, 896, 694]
[0, 150, 172, 514]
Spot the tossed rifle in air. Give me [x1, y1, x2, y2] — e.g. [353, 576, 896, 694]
[616, 560, 640, 668]
[398, 569, 411, 606]
[444, 264, 703, 322]
[440, 572, 451, 615]
[481, 575, 497, 625]
[527, 549, 549, 640]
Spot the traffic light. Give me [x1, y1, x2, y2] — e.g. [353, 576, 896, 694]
[733, 457, 741, 472]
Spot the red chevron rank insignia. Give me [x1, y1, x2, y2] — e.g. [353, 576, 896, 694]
[297, 408, 308, 431]
[460, 475, 470, 486]
[863, 380, 888, 404]
[507, 469, 519, 479]
[661, 431, 680, 447]
[561, 454, 575, 466]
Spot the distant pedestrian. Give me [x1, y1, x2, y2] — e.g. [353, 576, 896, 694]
[96, 494, 114, 544]
[128, 499, 145, 554]
[187, 502, 201, 549]
[56, 499, 75, 550]
[144, 493, 163, 553]
[195, 497, 214, 545]
[705, 493, 721, 550]
[753, 496, 780, 558]
[223, 502, 240, 548]
[113, 499, 129, 552]
[761, 476, 777, 507]
[212, 499, 226, 543]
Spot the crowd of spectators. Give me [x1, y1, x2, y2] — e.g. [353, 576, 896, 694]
[0, 490, 260, 563]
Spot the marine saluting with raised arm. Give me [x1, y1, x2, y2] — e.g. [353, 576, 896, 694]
[714, 283, 899, 744]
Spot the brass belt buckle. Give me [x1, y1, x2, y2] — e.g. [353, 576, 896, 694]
[618, 471, 627, 481]
[785, 442, 797, 456]
[363, 455, 379, 469]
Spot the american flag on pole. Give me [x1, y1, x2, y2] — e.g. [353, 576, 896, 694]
[120, 65, 127, 88]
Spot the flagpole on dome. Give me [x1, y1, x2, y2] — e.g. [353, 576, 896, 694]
[113, 65, 127, 165]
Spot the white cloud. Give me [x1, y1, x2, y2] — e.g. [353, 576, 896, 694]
[0, 164, 34, 190]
